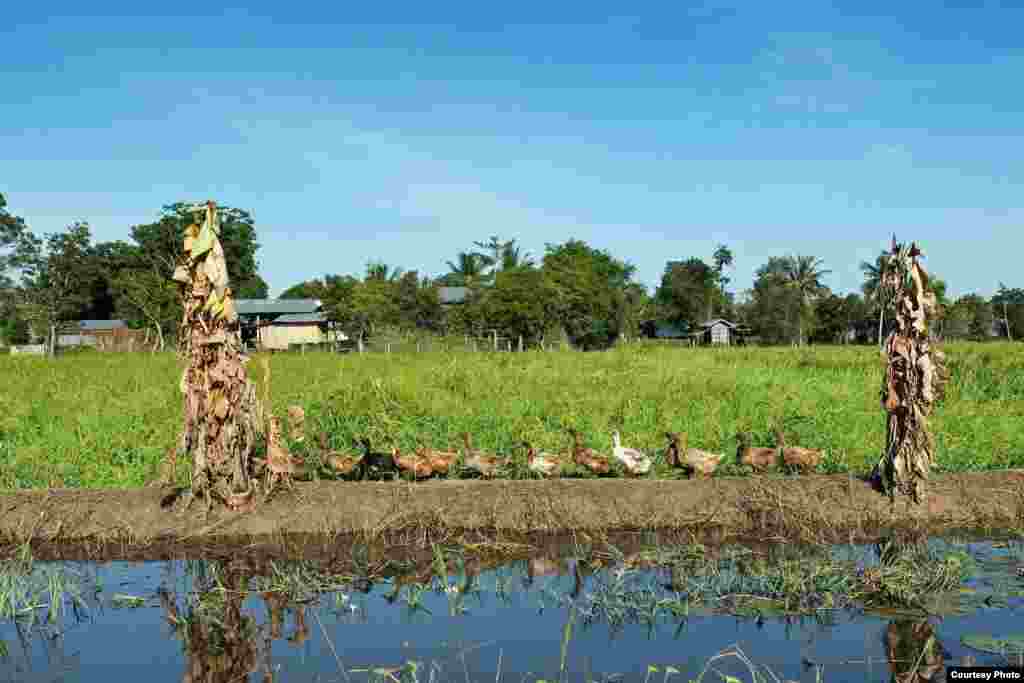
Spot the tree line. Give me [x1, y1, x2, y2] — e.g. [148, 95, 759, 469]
[1, 192, 1021, 350]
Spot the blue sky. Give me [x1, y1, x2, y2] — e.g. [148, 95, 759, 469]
[3, 0, 1021, 298]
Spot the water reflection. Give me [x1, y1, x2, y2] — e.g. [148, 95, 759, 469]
[884, 620, 948, 683]
[1, 536, 1022, 682]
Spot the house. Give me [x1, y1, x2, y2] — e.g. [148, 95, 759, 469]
[696, 319, 750, 346]
[234, 299, 347, 350]
[58, 320, 128, 347]
[438, 287, 470, 306]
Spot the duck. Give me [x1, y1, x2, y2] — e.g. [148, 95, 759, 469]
[568, 429, 611, 475]
[415, 444, 458, 475]
[356, 437, 398, 479]
[735, 432, 778, 472]
[774, 428, 822, 474]
[256, 416, 303, 495]
[665, 432, 725, 479]
[392, 447, 434, 479]
[611, 431, 652, 476]
[460, 432, 509, 478]
[522, 441, 565, 478]
[286, 405, 306, 442]
[317, 433, 364, 477]
[465, 450, 508, 478]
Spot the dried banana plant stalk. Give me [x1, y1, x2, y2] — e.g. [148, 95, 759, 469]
[172, 201, 264, 515]
[871, 237, 949, 504]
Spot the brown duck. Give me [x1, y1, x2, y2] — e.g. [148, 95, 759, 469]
[735, 432, 778, 472]
[567, 429, 611, 475]
[775, 428, 822, 474]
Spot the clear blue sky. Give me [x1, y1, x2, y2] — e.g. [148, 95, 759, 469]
[3, 0, 1021, 298]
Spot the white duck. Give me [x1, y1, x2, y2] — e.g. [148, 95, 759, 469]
[611, 431, 652, 476]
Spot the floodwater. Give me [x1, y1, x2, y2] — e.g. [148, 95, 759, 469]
[1, 537, 1022, 682]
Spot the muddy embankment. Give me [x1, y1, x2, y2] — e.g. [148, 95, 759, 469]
[1, 472, 1022, 561]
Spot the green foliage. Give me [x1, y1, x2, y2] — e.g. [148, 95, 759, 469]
[129, 203, 265, 292]
[541, 239, 637, 349]
[655, 258, 718, 325]
[2, 341, 1022, 489]
[479, 267, 559, 345]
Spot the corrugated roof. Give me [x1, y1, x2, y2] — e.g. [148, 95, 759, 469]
[272, 313, 326, 324]
[438, 287, 469, 304]
[235, 299, 321, 316]
[77, 320, 127, 330]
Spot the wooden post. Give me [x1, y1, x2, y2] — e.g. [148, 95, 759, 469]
[416, 342, 421, 353]
[1005, 301, 1013, 341]
[518, 335, 523, 352]
[492, 330, 498, 351]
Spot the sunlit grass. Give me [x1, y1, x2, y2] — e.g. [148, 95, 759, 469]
[1, 341, 1022, 489]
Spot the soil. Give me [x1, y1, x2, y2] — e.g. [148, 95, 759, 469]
[1, 471, 1021, 561]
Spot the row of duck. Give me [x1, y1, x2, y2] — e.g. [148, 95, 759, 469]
[262, 414, 823, 483]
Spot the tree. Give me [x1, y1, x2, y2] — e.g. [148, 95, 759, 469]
[444, 251, 491, 287]
[711, 244, 734, 309]
[394, 270, 444, 332]
[950, 293, 994, 340]
[991, 283, 1024, 341]
[0, 194, 33, 344]
[479, 267, 559, 346]
[0, 193, 33, 291]
[130, 203, 267, 298]
[782, 254, 831, 346]
[17, 221, 100, 353]
[655, 258, 718, 326]
[541, 239, 636, 350]
[111, 268, 178, 350]
[741, 257, 798, 345]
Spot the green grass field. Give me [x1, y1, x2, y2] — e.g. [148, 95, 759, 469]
[1, 341, 1021, 489]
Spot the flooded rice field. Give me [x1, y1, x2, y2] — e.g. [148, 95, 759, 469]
[1, 534, 1023, 682]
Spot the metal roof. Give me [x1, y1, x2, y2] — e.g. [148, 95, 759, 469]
[235, 299, 321, 316]
[77, 320, 127, 331]
[699, 319, 738, 328]
[272, 312, 326, 324]
[438, 287, 469, 304]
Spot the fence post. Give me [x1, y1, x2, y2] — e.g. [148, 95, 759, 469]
[492, 330, 498, 351]
[416, 342, 420, 353]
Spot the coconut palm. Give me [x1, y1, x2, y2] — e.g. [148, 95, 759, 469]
[782, 254, 831, 346]
[364, 260, 404, 282]
[860, 252, 887, 347]
[444, 251, 490, 286]
[499, 241, 534, 271]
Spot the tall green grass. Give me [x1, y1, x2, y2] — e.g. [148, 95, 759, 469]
[1, 342, 1021, 489]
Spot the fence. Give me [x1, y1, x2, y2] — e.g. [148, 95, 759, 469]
[269, 332, 581, 355]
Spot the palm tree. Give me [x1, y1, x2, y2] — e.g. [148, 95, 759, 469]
[860, 252, 888, 347]
[444, 251, 490, 286]
[499, 241, 534, 271]
[782, 254, 831, 346]
[365, 261, 404, 282]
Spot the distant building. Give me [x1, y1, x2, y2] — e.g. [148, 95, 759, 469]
[59, 320, 128, 347]
[234, 299, 346, 350]
[438, 287, 470, 306]
[697, 319, 750, 346]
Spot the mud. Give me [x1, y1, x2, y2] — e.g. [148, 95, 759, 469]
[1, 471, 1021, 561]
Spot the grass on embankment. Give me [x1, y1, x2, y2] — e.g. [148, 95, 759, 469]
[0, 341, 1021, 489]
